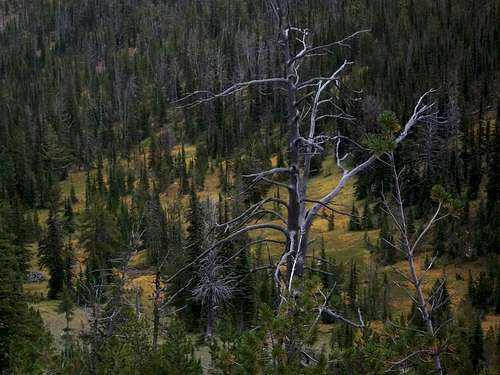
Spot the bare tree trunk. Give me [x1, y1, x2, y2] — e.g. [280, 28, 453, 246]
[283, 26, 302, 285]
[152, 270, 161, 353]
[386, 154, 444, 375]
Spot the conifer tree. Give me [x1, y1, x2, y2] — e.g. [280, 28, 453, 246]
[348, 204, 361, 231]
[495, 274, 500, 314]
[233, 247, 255, 329]
[63, 197, 75, 235]
[348, 261, 358, 305]
[38, 187, 65, 299]
[361, 200, 374, 230]
[78, 197, 120, 280]
[469, 314, 485, 371]
[180, 183, 204, 330]
[379, 212, 396, 264]
[153, 321, 202, 375]
[0, 220, 53, 373]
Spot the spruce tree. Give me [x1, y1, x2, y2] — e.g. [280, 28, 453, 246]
[348, 203, 361, 231]
[180, 184, 204, 330]
[361, 200, 374, 230]
[233, 247, 255, 329]
[38, 187, 65, 299]
[469, 314, 485, 371]
[152, 321, 202, 375]
[0, 220, 53, 373]
[495, 274, 500, 314]
[78, 197, 120, 279]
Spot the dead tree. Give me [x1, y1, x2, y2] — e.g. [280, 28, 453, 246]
[177, 1, 440, 300]
[192, 200, 235, 342]
[382, 153, 461, 375]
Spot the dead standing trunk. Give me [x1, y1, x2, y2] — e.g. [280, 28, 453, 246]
[283, 25, 303, 286]
[152, 270, 161, 353]
[385, 154, 446, 375]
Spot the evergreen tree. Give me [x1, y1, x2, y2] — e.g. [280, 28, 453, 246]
[180, 184, 205, 330]
[361, 200, 374, 230]
[348, 203, 361, 231]
[63, 197, 75, 235]
[469, 314, 485, 371]
[152, 321, 202, 375]
[38, 187, 65, 299]
[0, 220, 53, 373]
[78, 197, 120, 282]
[348, 261, 358, 305]
[233, 247, 255, 329]
[379, 212, 396, 264]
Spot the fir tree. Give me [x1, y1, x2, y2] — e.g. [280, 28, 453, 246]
[361, 200, 374, 230]
[233, 247, 255, 330]
[63, 197, 75, 235]
[78, 197, 120, 281]
[0, 220, 53, 373]
[180, 184, 204, 330]
[38, 187, 65, 299]
[348, 261, 358, 305]
[495, 274, 500, 314]
[152, 321, 202, 375]
[469, 314, 485, 371]
[348, 203, 361, 231]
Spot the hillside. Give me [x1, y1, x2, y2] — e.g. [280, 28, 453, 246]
[2, 0, 500, 374]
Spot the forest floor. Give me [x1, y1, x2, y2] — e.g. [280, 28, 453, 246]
[25, 144, 498, 351]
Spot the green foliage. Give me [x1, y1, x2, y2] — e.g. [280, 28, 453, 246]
[210, 280, 329, 374]
[38, 187, 65, 299]
[0, 221, 54, 373]
[363, 134, 396, 155]
[152, 321, 202, 375]
[78, 197, 120, 283]
[377, 111, 401, 134]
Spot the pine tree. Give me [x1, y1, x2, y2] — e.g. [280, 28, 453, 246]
[487, 121, 500, 210]
[495, 274, 500, 314]
[38, 187, 65, 299]
[434, 222, 446, 257]
[429, 279, 451, 336]
[180, 184, 204, 330]
[233, 247, 255, 330]
[348, 261, 358, 305]
[348, 203, 361, 231]
[96, 154, 106, 194]
[0, 220, 53, 373]
[78, 197, 120, 280]
[382, 272, 390, 321]
[379, 212, 396, 264]
[361, 200, 374, 230]
[58, 285, 75, 359]
[152, 321, 202, 375]
[63, 197, 75, 235]
[469, 314, 485, 371]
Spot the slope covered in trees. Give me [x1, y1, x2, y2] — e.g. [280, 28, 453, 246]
[1, 0, 500, 374]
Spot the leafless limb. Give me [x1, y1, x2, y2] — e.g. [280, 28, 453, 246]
[382, 153, 449, 375]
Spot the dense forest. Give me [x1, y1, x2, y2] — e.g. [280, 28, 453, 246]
[1, 0, 500, 374]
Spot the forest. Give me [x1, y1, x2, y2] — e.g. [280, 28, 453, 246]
[1, 0, 500, 374]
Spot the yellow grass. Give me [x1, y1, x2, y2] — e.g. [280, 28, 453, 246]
[250, 157, 373, 263]
[387, 256, 484, 314]
[30, 300, 87, 348]
[29, 141, 496, 339]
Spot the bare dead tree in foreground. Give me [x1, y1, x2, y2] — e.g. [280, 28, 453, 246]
[177, 1, 440, 304]
[382, 153, 461, 375]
